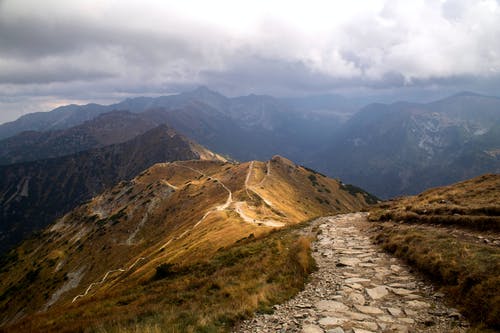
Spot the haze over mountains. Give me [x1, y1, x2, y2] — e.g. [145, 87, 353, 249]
[1, 88, 498, 199]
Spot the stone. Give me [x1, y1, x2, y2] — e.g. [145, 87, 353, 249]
[326, 328, 344, 333]
[404, 308, 417, 316]
[340, 311, 371, 320]
[318, 317, 347, 327]
[406, 300, 430, 309]
[387, 307, 403, 317]
[399, 318, 415, 324]
[352, 328, 375, 333]
[354, 305, 384, 315]
[348, 292, 366, 305]
[366, 286, 388, 300]
[390, 324, 409, 333]
[390, 288, 413, 296]
[316, 300, 349, 313]
[302, 324, 324, 333]
[337, 258, 361, 266]
[377, 315, 395, 323]
[345, 277, 371, 284]
[347, 283, 364, 290]
[356, 321, 378, 330]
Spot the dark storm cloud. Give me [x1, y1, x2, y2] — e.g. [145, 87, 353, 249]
[0, 0, 499, 123]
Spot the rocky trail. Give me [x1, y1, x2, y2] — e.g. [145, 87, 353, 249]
[235, 213, 469, 333]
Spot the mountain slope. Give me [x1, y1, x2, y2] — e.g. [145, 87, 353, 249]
[0, 110, 169, 165]
[313, 93, 500, 198]
[0, 156, 373, 331]
[369, 174, 500, 328]
[0, 125, 223, 255]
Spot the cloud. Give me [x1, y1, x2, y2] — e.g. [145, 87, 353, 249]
[0, 0, 500, 122]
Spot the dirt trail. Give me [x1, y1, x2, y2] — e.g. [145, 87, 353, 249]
[235, 213, 469, 333]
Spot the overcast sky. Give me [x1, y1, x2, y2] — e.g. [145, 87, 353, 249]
[1, 0, 500, 123]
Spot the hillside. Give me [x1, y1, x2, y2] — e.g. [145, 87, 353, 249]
[313, 93, 500, 198]
[369, 174, 500, 329]
[0, 156, 373, 331]
[0, 125, 223, 255]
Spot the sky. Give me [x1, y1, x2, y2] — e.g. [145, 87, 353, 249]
[1, 0, 500, 123]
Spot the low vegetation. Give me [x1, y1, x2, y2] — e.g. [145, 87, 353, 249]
[6, 223, 317, 333]
[369, 174, 500, 330]
[373, 223, 499, 329]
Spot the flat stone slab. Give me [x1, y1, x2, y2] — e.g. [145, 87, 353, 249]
[316, 300, 349, 313]
[302, 324, 324, 333]
[337, 258, 361, 266]
[318, 316, 347, 327]
[366, 286, 388, 300]
[354, 305, 384, 315]
[344, 277, 370, 284]
[406, 300, 431, 309]
[390, 288, 414, 296]
[387, 307, 403, 317]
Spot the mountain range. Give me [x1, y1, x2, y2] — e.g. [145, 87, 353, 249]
[0, 125, 225, 254]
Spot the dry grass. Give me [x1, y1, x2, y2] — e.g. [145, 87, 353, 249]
[4, 224, 317, 333]
[369, 174, 500, 330]
[373, 223, 500, 329]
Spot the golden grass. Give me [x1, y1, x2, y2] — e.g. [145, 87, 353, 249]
[373, 223, 500, 329]
[5, 224, 317, 333]
[369, 174, 500, 330]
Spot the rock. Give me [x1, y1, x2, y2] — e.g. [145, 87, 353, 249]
[406, 300, 430, 309]
[399, 317, 415, 324]
[337, 258, 361, 266]
[343, 311, 372, 320]
[302, 324, 324, 333]
[387, 307, 403, 317]
[404, 308, 417, 316]
[347, 283, 364, 290]
[316, 300, 349, 313]
[390, 324, 409, 333]
[377, 315, 395, 323]
[326, 328, 344, 333]
[318, 316, 347, 327]
[390, 288, 413, 296]
[354, 305, 384, 315]
[344, 277, 371, 284]
[356, 321, 378, 330]
[348, 292, 366, 305]
[366, 286, 388, 300]
[352, 328, 375, 333]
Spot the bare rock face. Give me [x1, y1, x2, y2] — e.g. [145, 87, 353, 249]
[235, 213, 469, 333]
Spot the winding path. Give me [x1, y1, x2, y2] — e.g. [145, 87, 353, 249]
[235, 213, 469, 333]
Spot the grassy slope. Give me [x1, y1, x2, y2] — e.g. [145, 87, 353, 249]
[369, 174, 500, 330]
[0, 156, 371, 332]
[7, 224, 317, 333]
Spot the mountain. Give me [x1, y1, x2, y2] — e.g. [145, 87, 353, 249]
[0, 156, 374, 331]
[0, 103, 111, 140]
[0, 125, 224, 255]
[0, 87, 345, 163]
[0, 110, 169, 165]
[2, 88, 498, 199]
[312, 92, 500, 198]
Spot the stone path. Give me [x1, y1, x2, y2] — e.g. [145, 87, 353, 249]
[235, 213, 469, 333]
